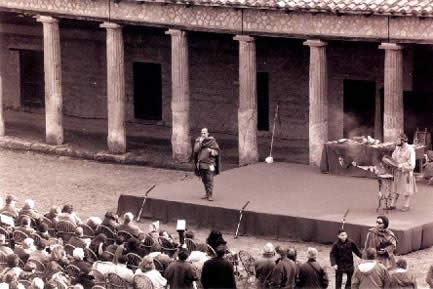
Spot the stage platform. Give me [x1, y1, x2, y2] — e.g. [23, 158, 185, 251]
[117, 162, 433, 255]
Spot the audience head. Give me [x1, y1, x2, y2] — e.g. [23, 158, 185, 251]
[23, 262, 36, 273]
[21, 216, 31, 227]
[185, 230, 195, 239]
[215, 244, 226, 257]
[178, 248, 190, 261]
[75, 227, 84, 237]
[139, 256, 155, 272]
[62, 204, 73, 214]
[5, 195, 17, 206]
[45, 281, 58, 289]
[262, 243, 275, 257]
[6, 254, 20, 268]
[376, 215, 389, 229]
[118, 255, 128, 265]
[287, 247, 297, 261]
[396, 258, 407, 269]
[73, 248, 85, 261]
[104, 212, 118, 222]
[0, 234, 6, 245]
[31, 278, 44, 289]
[126, 238, 139, 252]
[39, 223, 49, 234]
[123, 212, 134, 224]
[307, 247, 318, 260]
[22, 238, 35, 250]
[100, 252, 113, 262]
[23, 199, 35, 210]
[49, 206, 60, 216]
[73, 285, 83, 289]
[366, 248, 377, 260]
[86, 217, 102, 230]
[50, 245, 66, 262]
[94, 233, 107, 244]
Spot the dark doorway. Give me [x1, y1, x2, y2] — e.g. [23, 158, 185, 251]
[133, 62, 162, 120]
[343, 80, 376, 138]
[19, 50, 44, 108]
[257, 72, 269, 131]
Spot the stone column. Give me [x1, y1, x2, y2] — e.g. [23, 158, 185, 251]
[0, 34, 5, 136]
[303, 40, 328, 166]
[234, 35, 258, 166]
[100, 22, 126, 154]
[165, 29, 191, 162]
[379, 43, 404, 143]
[37, 16, 63, 144]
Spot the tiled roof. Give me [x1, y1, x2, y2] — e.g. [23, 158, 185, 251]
[143, 0, 433, 17]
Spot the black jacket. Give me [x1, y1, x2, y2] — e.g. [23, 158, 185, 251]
[297, 260, 329, 289]
[201, 256, 236, 289]
[330, 238, 362, 271]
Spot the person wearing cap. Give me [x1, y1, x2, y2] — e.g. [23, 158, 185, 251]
[330, 230, 362, 289]
[201, 244, 236, 289]
[364, 216, 397, 270]
[255, 243, 277, 289]
[390, 133, 417, 212]
[297, 247, 329, 289]
[192, 128, 221, 202]
[14, 238, 36, 264]
[270, 246, 297, 289]
[0, 195, 19, 218]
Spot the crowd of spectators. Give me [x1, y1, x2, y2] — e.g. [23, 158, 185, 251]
[0, 195, 430, 289]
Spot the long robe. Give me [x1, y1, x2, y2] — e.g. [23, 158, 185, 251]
[392, 144, 417, 196]
[364, 227, 397, 269]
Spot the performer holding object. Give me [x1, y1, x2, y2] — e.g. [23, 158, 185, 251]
[193, 128, 221, 201]
[389, 133, 417, 212]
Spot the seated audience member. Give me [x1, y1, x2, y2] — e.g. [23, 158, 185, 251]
[14, 238, 36, 263]
[388, 259, 416, 289]
[91, 252, 116, 277]
[44, 207, 60, 223]
[19, 262, 37, 280]
[187, 251, 209, 279]
[89, 234, 108, 257]
[0, 234, 13, 256]
[30, 277, 44, 289]
[0, 254, 23, 282]
[68, 227, 90, 249]
[165, 248, 197, 289]
[16, 216, 35, 236]
[86, 217, 102, 232]
[19, 200, 41, 222]
[99, 212, 119, 232]
[27, 243, 50, 265]
[352, 248, 389, 289]
[0, 195, 19, 218]
[117, 212, 142, 238]
[255, 243, 277, 289]
[426, 264, 433, 288]
[37, 223, 51, 243]
[58, 205, 82, 226]
[206, 230, 226, 251]
[71, 248, 94, 288]
[45, 245, 69, 279]
[114, 255, 134, 283]
[124, 238, 146, 257]
[8, 277, 25, 289]
[297, 247, 329, 289]
[201, 244, 236, 289]
[135, 256, 167, 289]
[150, 252, 174, 274]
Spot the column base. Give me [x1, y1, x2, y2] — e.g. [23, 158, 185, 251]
[0, 120, 4, 136]
[309, 122, 327, 167]
[238, 108, 259, 166]
[383, 128, 402, 143]
[46, 131, 64, 145]
[107, 133, 126, 154]
[171, 111, 191, 163]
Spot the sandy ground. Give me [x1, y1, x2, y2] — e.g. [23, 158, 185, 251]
[1, 148, 433, 288]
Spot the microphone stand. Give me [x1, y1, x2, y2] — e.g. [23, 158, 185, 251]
[136, 184, 156, 222]
[234, 201, 250, 239]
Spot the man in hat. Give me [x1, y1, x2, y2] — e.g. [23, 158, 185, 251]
[255, 243, 277, 289]
[364, 216, 397, 270]
[0, 195, 19, 218]
[297, 247, 329, 289]
[193, 128, 221, 201]
[389, 133, 417, 212]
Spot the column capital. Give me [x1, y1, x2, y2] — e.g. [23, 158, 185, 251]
[379, 43, 403, 50]
[100, 22, 122, 30]
[233, 35, 255, 43]
[165, 29, 187, 37]
[36, 15, 58, 24]
[303, 39, 327, 47]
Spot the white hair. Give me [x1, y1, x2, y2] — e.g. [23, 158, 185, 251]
[23, 238, 35, 249]
[87, 217, 102, 226]
[73, 248, 85, 260]
[124, 212, 134, 223]
[307, 247, 318, 260]
[24, 199, 35, 209]
[73, 284, 84, 289]
[31, 278, 44, 289]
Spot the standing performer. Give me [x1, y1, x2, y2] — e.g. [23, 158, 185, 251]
[389, 133, 417, 212]
[193, 128, 221, 201]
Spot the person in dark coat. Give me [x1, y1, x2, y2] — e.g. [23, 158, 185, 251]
[269, 246, 297, 289]
[388, 259, 417, 289]
[255, 243, 277, 289]
[297, 247, 329, 289]
[330, 229, 362, 289]
[192, 128, 221, 201]
[164, 248, 198, 289]
[201, 244, 237, 289]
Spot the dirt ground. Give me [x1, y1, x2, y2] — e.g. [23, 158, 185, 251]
[1, 149, 433, 288]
